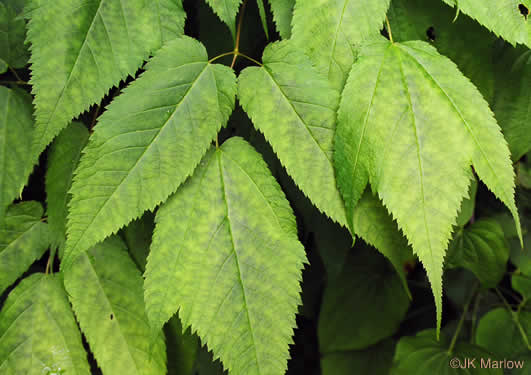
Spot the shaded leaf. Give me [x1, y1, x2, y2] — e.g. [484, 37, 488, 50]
[45, 122, 89, 255]
[145, 137, 306, 375]
[475, 308, 531, 358]
[121, 211, 155, 272]
[0, 3, 28, 68]
[291, 0, 391, 89]
[238, 41, 347, 226]
[64, 36, 236, 269]
[0, 201, 50, 295]
[0, 86, 34, 219]
[0, 273, 90, 374]
[455, 176, 478, 227]
[0, 58, 6, 74]
[335, 38, 519, 333]
[64, 236, 167, 375]
[446, 218, 509, 287]
[319, 247, 410, 352]
[392, 329, 502, 374]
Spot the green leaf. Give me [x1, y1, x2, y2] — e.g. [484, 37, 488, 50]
[64, 36, 236, 270]
[0, 58, 7, 74]
[321, 339, 396, 375]
[440, 0, 531, 48]
[121, 211, 155, 272]
[0, 86, 34, 219]
[205, 0, 242, 39]
[0, 201, 50, 296]
[318, 247, 410, 352]
[455, 176, 477, 227]
[513, 273, 531, 301]
[391, 329, 502, 374]
[353, 190, 414, 297]
[446, 218, 509, 287]
[335, 38, 520, 334]
[27, 0, 176, 161]
[493, 48, 531, 160]
[145, 137, 306, 375]
[387, 0, 499, 102]
[291, 0, 391, 89]
[268, 0, 294, 39]
[0, 273, 90, 375]
[150, 0, 186, 45]
[45, 122, 89, 255]
[238, 40, 347, 226]
[256, 0, 269, 39]
[475, 308, 531, 358]
[0, 3, 29, 68]
[64, 236, 167, 375]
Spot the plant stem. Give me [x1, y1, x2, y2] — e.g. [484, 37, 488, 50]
[2, 80, 30, 86]
[8, 66, 24, 82]
[448, 283, 478, 354]
[469, 291, 482, 344]
[385, 16, 394, 43]
[231, 0, 248, 69]
[495, 288, 531, 350]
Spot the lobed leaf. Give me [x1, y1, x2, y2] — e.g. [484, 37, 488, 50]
[440, 0, 531, 48]
[0, 87, 34, 219]
[45, 122, 89, 254]
[0, 273, 90, 375]
[64, 236, 167, 375]
[27, 0, 183, 162]
[0, 201, 50, 295]
[238, 41, 347, 226]
[64, 36, 236, 269]
[291, 0, 391, 89]
[335, 38, 519, 334]
[145, 137, 306, 375]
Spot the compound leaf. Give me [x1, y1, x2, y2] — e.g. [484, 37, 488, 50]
[446, 218, 509, 288]
[440, 0, 531, 48]
[238, 41, 347, 226]
[291, 0, 391, 89]
[145, 137, 306, 375]
[0, 86, 34, 220]
[335, 38, 519, 335]
[268, 0, 294, 39]
[0, 273, 90, 375]
[45, 122, 89, 254]
[27, 0, 180, 161]
[0, 201, 50, 295]
[205, 0, 242, 39]
[64, 236, 167, 375]
[64, 36, 236, 270]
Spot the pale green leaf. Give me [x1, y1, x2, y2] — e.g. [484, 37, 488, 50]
[0, 86, 34, 219]
[335, 38, 519, 334]
[268, 0, 294, 39]
[291, 0, 391, 89]
[392, 329, 502, 374]
[64, 236, 167, 375]
[475, 308, 531, 358]
[440, 0, 531, 48]
[145, 137, 306, 375]
[353, 190, 414, 297]
[205, 0, 242, 39]
[321, 339, 396, 375]
[387, 0, 499, 102]
[238, 40, 347, 226]
[493, 48, 531, 160]
[0, 273, 90, 375]
[0, 201, 50, 295]
[27, 0, 177, 161]
[446, 218, 509, 287]
[0, 3, 29, 68]
[319, 247, 410, 352]
[45, 122, 89, 254]
[64, 36, 236, 270]
[0, 58, 7, 74]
